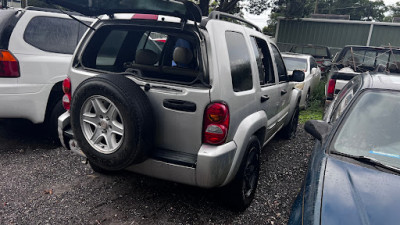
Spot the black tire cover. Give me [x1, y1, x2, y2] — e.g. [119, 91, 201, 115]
[70, 74, 155, 171]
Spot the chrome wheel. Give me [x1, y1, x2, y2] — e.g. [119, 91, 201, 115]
[80, 96, 124, 154]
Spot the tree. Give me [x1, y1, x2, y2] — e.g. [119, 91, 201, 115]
[198, 0, 242, 16]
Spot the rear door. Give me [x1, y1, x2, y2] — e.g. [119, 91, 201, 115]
[270, 44, 291, 125]
[75, 25, 210, 155]
[249, 35, 281, 141]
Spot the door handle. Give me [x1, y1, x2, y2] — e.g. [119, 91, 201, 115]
[281, 90, 287, 95]
[163, 99, 197, 112]
[261, 95, 270, 103]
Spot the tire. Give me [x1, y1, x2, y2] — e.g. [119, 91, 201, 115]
[70, 74, 155, 171]
[223, 136, 261, 211]
[280, 105, 299, 140]
[88, 160, 117, 174]
[45, 99, 65, 139]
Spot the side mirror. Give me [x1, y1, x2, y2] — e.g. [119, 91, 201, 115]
[291, 70, 305, 82]
[304, 120, 332, 142]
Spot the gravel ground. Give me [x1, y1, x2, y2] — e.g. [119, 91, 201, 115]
[0, 119, 314, 225]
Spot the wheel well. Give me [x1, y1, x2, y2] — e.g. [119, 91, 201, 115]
[253, 127, 266, 147]
[45, 81, 63, 120]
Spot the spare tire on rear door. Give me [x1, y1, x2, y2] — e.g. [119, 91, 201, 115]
[70, 74, 154, 171]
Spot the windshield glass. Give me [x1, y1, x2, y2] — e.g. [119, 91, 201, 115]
[291, 46, 329, 58]
[332, 90, 400, 169]
[283, 57, 308, 72]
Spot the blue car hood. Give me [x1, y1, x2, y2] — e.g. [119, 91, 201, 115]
[321, 157, 400, 225]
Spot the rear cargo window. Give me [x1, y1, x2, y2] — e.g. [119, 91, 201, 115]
[0, 10, 20, 49]
[81, 26, 201, 84]
[24, 16, 88, 54]
[225, 31, 253, 92]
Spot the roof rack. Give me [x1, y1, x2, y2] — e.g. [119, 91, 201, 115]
[204, 11, 261, 32]
[25, 6, 83, 16]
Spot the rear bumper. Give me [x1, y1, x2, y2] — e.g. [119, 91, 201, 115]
[58, 112, 237, 188]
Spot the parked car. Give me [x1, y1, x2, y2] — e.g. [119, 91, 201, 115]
[325, 45, 400, 103]
[282, 53, 321, 109]
[52, 0, 305, 210]
[289, 44, 332, 73]
[0, 7, 93, 136]
[289, 73, 400, 225]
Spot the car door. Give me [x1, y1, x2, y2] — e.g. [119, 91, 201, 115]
[270, 44, 291, 127]
[249, 35, 281, 142]
[310, 57, 320, 89]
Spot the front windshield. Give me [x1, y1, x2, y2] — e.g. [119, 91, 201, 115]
[283, 57, 308, 72]
[333, 90, 400, 169]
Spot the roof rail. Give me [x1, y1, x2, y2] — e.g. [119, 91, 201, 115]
[206, 11, 261, 32]
[25, 6, 83, 16]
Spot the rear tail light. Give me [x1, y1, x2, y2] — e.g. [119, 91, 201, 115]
[327, 79, 336, 100]
[0, 50, 20, 77]
[203, 102, 229, 145]
[62, 77, 71, 110]
[132, 14, 158, 20]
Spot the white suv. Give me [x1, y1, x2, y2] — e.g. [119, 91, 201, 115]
[0, 7, 93, 136]
[54, 1, 304, 210]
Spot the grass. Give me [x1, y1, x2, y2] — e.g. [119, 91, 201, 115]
[298, 78, 326, 124]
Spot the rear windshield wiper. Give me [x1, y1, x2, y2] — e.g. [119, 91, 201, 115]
[331, 150, 400, 174]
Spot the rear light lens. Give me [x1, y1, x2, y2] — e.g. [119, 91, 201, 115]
[327, 79, 336, 100]
[62, 77, 71, 110]
[0, 50, 20, 77]
[132, 14, 158, 20]
[203, 102, 229, 145]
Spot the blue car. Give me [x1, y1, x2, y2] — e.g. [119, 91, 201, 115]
[289, 73, 400, 225]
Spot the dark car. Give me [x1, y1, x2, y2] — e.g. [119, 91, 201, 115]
[289, 44, 332, 73]
[289, 73, 400, 225]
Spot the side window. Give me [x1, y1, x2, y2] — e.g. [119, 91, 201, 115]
[250, 36, 275, 85]
[225, 31, 253, 92]
[96, 30, 128, 67]
[330, 76, 362, 123]
[24, 16, 80, 54]
[271, 45, 288, 82]
[310, 58, 317, 69]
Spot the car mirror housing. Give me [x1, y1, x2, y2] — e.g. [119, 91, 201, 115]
[304, 120, 331, 142]
[291, 70, 305, 82]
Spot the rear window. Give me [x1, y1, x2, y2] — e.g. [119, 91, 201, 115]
[80, 26, 201, 84]
[283, 57, 308, 72]
[24, 16, 90, 54]
[0, 10, 20, 49]
[291, 46, 329, 58]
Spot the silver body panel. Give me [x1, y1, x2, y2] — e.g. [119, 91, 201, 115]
[59, 16, 301, 188]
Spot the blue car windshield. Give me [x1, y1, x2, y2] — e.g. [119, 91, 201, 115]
[333, 90, 400, 169]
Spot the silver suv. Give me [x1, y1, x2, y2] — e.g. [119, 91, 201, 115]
[54, 1, 304, 210]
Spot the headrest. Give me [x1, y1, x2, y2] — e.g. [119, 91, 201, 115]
[173, 47, 193, 65]
[135, 49, 158, 65]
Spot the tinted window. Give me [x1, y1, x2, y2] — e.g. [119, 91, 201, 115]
[310, 58, 317, 69]
[0, 10, 20, 49]
[330, 76, 362, 123]
[271, 45, 287, 82]
[24, 16, 83, 54]
[226, 31, 253, 92]
[96, 30, 128, 66]
[250, 37, 275, 85]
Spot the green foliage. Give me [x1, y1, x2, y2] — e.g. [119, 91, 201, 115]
[299, 78, 326, 124]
